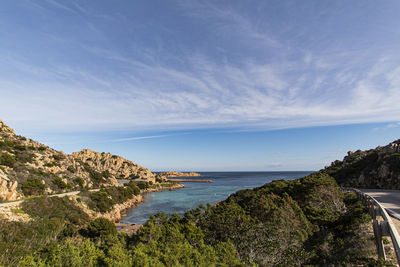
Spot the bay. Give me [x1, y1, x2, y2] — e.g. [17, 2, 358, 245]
[121, 171, 312, 225]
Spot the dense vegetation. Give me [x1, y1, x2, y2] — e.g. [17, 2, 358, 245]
[183, 172, 380, 265]
[1, 171, 386, 266]
[81, 185, 141, 213]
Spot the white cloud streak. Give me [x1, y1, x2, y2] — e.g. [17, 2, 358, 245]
[1, 1, 400, 134]
[111, 134, 172, 142]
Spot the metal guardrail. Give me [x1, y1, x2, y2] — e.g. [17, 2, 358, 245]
[351, 188, 400, 264]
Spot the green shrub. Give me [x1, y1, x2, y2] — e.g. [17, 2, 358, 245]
[105, 186, 134, 203]
[88, 190, 116, 213]
[52, 177, 72, 190]
[20, 239, 105, 266]
[14, 144, 27, 151]
[52, 154, 64, 161]
[86, 218, 117, 238]
[21, 197, 89, 226]
[37, 146, 46, 151]
[102, 170, 110, 178]
[44, 161, 59, 167]
[126, 182, 140, 195]
[137, 182, 149, 190]
[0, 218, 64, 266]
[67, 166, 76, 173]
[74, 177, 84, 187]
[20, 177, 45, 196]
[15, 151, 35, 163]
[83, 165, 105, 184]
[0, 152, 16, 167]
[0, 140, 15, 151]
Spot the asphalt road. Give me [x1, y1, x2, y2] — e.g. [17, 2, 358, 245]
[359, 189, 400, 214]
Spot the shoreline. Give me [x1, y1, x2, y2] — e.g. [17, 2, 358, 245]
[167, 178, 213, 183]
[117, 183, 185, 222]
[113, 183, 184, 233]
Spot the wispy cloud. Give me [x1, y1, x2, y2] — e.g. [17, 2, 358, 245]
[1, 45, 400, 133]
[177, 1, 279, 48]
[1, 1, 400, 134]
[111, 134, 172, 142]
[372, 122, 400, 132]
[110, 132, 192, 142]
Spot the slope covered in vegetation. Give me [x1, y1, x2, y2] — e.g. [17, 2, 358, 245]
[0, 171, 382, 266]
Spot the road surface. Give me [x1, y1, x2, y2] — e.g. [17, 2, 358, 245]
[359, 189, 400, 215]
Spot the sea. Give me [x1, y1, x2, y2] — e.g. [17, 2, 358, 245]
[120, 171, 313, 225]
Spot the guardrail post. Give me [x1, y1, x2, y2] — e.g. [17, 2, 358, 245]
[380, 221, 390, 237]
[372, 210, 387, 259]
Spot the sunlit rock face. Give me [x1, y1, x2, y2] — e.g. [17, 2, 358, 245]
[72, 149, 155, 183]
[0, 169, 19, 201]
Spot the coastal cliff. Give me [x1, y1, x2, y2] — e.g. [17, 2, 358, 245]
[325, 139, 400, 189]
[0, 120, 156, 200]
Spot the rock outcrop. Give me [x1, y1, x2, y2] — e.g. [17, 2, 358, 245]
[0, 120, 15, 135]
[73, 194, 144, 223]
[326, 139, 400, 189]
[72, 149, 155, 184]
[0, 169, 19, 201]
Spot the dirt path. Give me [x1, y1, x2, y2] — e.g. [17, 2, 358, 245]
[0, 189, 99, 208]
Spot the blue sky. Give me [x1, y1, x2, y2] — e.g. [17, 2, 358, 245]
[1, 0, 400, 171]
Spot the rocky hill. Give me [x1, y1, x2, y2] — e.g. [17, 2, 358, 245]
[72, 149, 155, 182]
[325, 139, 400, 189]
[0, 120, 155, 201]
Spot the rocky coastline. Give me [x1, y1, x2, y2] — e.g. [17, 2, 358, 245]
[76, 183, 185, 223]
[157, 171, 201, 179]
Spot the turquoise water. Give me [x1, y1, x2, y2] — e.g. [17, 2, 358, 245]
[121, 171, 312, 225]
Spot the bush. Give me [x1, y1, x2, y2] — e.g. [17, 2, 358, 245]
[52, 177, 72, 190]
[126, 182, 140, 195]
[21, 197, 89, 226]
[67, 166, 76, 173]
[102, 170, 110, 178]
[44, 161, 59, 168]
[15, 151, 35, 163]
[0, 152, 16, 167]
[52, 154, 64, 161]
[74, 177, 84, 188]
[84, 165, 105, 184]
[0, 218, 64, 266]
[88, 190, 116, 213]
[86, 218, 117, 238]
[20, 177, 45, 196]
[137, 182, 149, 190]
[105, 187, 135, 203]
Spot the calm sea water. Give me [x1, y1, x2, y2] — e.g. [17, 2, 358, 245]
[121, 171, 312, 225]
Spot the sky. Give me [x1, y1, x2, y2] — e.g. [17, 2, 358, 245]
[1, 0, 400, 171]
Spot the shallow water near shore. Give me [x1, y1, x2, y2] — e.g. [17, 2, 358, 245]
[121, 171, 312, 225]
